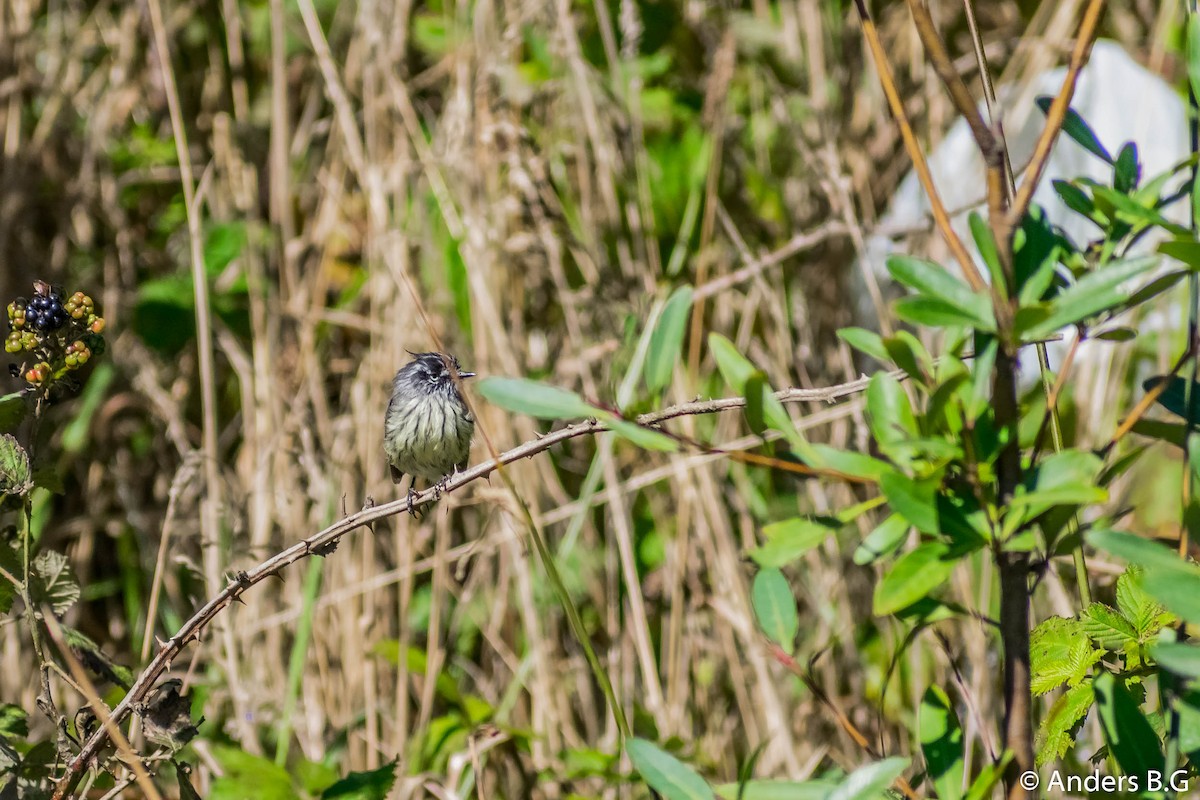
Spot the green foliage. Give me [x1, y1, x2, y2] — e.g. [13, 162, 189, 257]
[626, 738, 714, 800]
[751, 568, 799, 651]
[919, 686, 964, 800]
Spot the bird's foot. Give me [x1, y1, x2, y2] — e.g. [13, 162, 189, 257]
[406, 488, 421, 518]
[433, 475, 451, 501]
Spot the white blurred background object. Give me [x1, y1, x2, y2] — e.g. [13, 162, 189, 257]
[856, 40, 1189, 442]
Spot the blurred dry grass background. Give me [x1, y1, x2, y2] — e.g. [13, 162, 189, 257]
[0, 0, 1183, 796]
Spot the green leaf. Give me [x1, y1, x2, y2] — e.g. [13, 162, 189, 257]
[1030, 617, 1101, 695]
[0, 392, 28, 435]
[1113, 143, 1140, 193]
[32, 550, 80, 615]
[964, 754, 1011, 800]
[1036, 680, 1093, 766]
[873, 542, 956, 615]
[0, 434, 31, 496]
[714, 780, 837, 800]
[750, 518, 835, 568]
[210, 745, 300, 800]
[709, 334, 810, 456]
[1023, 256, 1159, 337]
[1116, 567, 1172, 640]
[598, 414, 679, 452]
[968, 212, 1006, 294]
[645, 286, 693, 394]
[1036, 97, 1112, 164]
[808, 445, 891, 482]
[1053, 180, 1099, 221]
[1188, 13, 1200, 105]
[853, 514, 909, 566]
[444, 235, 473, 339]
[826, 757, 910, 800]
[1093, 671, 1165, 777]
[752, 568, 799, 651]
[885, 255, 993, 330]
[1080, 604, 1137, 651]
[1159, 239, 1200, 269]
[1143, 375, 1200, 423]
[1092, 186, 1188, 234]
[866, 372, 918, 462]
[1090, 530, 1200, 622]
[321, 761, 398, 799]
[626, 738, 714, 800]
[1152, 642, 1200, 678]
[475, 377, 595, 419]
[919, 686, 964, 800]
[894, 297, 993, 331]
[837, 327, 890, 363]
[879, 472, 938, 534]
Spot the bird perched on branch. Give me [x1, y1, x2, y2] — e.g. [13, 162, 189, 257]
[384, 351, 476, 515]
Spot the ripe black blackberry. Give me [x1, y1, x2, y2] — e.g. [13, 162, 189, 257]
[25, 290, 68, 332]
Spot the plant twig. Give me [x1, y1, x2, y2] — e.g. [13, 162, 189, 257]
[851, 0, 988, 294]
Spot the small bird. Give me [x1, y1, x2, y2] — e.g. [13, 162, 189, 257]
[384, 351, 476, 514]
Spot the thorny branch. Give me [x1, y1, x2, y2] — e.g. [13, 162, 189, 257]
[51, 374, 880, 798]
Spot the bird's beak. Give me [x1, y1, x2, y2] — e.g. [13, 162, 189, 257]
[458, 371, 476, 379]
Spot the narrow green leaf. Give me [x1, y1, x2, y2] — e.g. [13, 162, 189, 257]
[476, 377, 595, 419]
[968, 212, 1005, 296]
[964, 754, 1011, 800]
[894, 296, 992, 332]
[920, 686, 964, 800]
[1024, 256, 1159, 337]
[885, 255, 993, 329]
[837, 327, 890, 363]
[873, 542, 955, 615]
[645, 286, 693, 394]
[826, 757, 910, 800]
[627, 738, 714, 800]
[1052, 179, 1099, 221]
[714, 780, 836, 800]
[1152, 642, 1200, 678]
[444, 235, 473, 339]
[1036, 97, 1112, 163]
[709, 334, 810, 457]
[1093, 672, 1165, 777]
[599, 414, 679, 452]
[752, 568, 799, 651]
[879, 472, 939, 534]
[321, 761, 397, 799]
[866, 372, 918, 456]
[750, 518, 835, 568]
[853, 514, 909, 566]
[1113, 143, 1140, 193]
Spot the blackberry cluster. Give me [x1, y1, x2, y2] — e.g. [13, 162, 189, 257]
[6, 281, 106, 389]
[24, 290, 69, 332]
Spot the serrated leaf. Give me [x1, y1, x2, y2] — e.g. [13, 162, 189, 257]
[1116, 567, 1173, 640]
[0, 435, 30, 496]
[749, 518, 835, 568]
[321, 761, 398, 799]
[752, 568, 799, 651]
[920, 686, 964, 800]
[1094, 672, 1164, 777]
[1030, 617, 1102, 695]
[31, 550, 79, 615]
[475, 377, 595, 419]
[627, 738, 714, 800]
[1036, 97, 1112, 163]
[873, 542, 955, 615]
[826, 757, 910, 800]
[1080, 603, 1137, 651]
[645, 286, 693, 394]
[1036, 680, 1093, 766]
